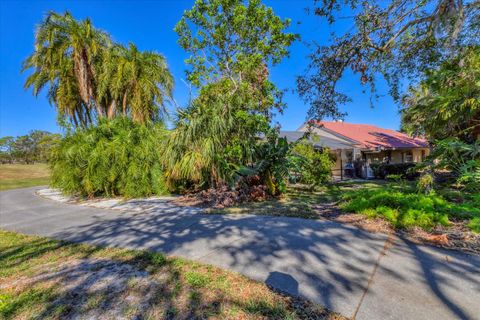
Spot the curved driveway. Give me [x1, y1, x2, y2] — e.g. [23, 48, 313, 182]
[1, 187, 479, 320]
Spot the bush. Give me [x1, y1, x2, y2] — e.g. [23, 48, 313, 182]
[417, 173, 434, 193]
[290, 142, 334, 187]
[339, 186, 479, 231]
[369, 162, 418, 180]
[50, 118, 169, 198]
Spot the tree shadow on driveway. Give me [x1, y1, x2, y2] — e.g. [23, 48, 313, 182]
[6, 191, 479, 320]
[50, 205, 390, 317]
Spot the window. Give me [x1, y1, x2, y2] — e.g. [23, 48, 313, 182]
[345, 150, 353, 163]
[404, 151, 413, 163]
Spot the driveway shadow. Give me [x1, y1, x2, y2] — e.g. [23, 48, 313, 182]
[5, 189, 479, 319]
[51, 205, 389, 317]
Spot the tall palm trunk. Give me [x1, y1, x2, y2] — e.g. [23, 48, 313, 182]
[122, 91, 128, 115]
[107, 100, 116, 119]
[74, 49, 103, 118]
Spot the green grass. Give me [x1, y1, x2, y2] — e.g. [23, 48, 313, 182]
[0, 230, 343, 320]
[339, 184, 480, 232]
[0, 163, 50, 191]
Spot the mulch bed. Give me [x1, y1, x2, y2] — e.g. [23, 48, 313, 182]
[172, 176, 272, 209]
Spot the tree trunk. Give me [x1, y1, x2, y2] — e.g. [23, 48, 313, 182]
[107, 100, 116, 119]
[74, 49, 102, 119]
[122, 92, 128, 116]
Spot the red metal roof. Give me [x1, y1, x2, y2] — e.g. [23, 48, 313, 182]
[313, 121, 429, 149]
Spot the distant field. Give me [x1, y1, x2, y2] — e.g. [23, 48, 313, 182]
[0, 163, 50, 191]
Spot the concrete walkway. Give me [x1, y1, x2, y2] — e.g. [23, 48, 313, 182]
[1, 187, 479, 320]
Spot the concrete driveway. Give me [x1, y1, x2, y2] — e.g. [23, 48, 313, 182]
[1, 187, 479, 320]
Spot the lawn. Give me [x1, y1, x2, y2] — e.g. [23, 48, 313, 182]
[0, 230, 343, 319]
[0, 163, 50, 191]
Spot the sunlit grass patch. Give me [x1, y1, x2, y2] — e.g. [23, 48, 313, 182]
[0, 163, 50, 190]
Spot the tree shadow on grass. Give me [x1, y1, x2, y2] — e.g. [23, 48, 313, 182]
[1, 238, 338, 319]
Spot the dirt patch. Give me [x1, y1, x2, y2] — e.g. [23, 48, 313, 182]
[312, 204, 480, 255]
[400, 223, 480, 256]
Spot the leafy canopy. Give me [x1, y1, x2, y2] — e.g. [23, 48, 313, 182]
[0, 131, 61, 164]
[402, 46, 480, 143]
[298, 0, 480, 120]
[175, 0, 297, 85]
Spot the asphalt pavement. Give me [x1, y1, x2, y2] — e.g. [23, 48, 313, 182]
[1, 187, 479, 319]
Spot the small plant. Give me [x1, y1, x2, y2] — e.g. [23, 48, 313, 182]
[385, 174, 403, 182]
[290, 141, 334, 189]
[417, 173, 434, 194]
[468, 217, 480, 233]
[185, 271, 209, 288]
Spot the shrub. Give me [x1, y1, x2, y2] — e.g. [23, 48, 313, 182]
[369, 162, 418, 180]
[50, 118, 169, 198]
[290, 142, 334, 187]
[417, 173, 434, 193]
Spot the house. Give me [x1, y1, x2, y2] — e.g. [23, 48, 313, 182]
[281, 121, 430, 179]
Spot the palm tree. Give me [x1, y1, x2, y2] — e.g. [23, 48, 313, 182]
[162, 80, 265, 188]
[23, 11, 110, 126]
[98, 43, 174, 123]
[24, 12, 174, 126]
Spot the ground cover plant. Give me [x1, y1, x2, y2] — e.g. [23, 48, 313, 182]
[0, 163, 50, 191]
[339, 185, 480, 232]
[50, 118, 169, 198]
[0, 230, 344, 320]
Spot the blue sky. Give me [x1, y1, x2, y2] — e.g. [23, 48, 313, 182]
[0, 0, 402, 137]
